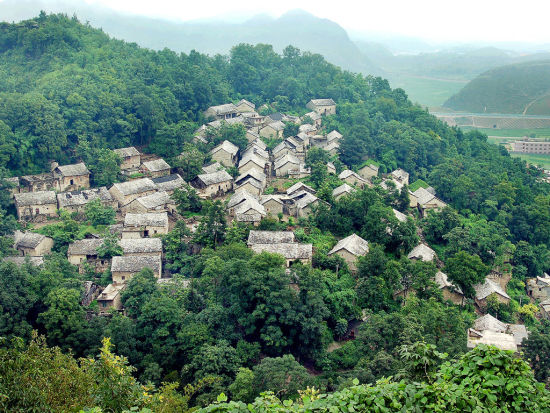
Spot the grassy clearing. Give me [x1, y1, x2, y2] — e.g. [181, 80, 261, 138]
[388, 74, 467, 108]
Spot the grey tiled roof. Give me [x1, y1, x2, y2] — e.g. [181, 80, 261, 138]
[113, 147, 140, 158]
[14, 191, 56, 206]
[119, 238, 162, 254]
[56, 162, 90, 177]
[249, 243, 313, 260]
[196, 170, 233, 186]
[124, 212, 168, 228]
[143, 158, 171, 172]
[328, 234, 369, 257]
[248, 231, 296, 245]
[111, 255, 161, 273]
[111, 178, 156, 196]
[57, 187, 114, 208]
[67, 238, 105, 256]
[14, 231, 49, 249]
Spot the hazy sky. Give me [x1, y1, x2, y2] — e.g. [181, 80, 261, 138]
[81, 0, 550, 43]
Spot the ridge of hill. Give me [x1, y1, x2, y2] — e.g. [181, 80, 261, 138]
[443, 60, 550, 114]
[0, 1, 381, 76]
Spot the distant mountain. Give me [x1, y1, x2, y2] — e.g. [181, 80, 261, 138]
[356, 43, 550, 81]
[444, 60, 550, 114]
[0, 1, 381, 75]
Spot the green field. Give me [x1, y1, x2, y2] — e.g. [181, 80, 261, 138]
[462, 127, 550, 138]
[511, 153, 550, 169]
[388, 74, 467, 108]
[459, 127, 550, 168]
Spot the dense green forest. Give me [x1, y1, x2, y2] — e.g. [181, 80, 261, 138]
[444, 60, 550, 114]
[1, 13, 550, 412]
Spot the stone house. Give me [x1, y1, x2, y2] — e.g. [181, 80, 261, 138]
[273, 141, 292, 159]
[274, 153, 301, 177]
[227, 191, 257, 216]
[202, 162, 224, 174]
[327, 162, 336, 175]
[242, 112, 265, 129]
[286, 182, 316, 197]
[413, 187, 447, 217]
[238, 152, 270, 176]
[204, 103, 239, 120]
[235, 198, 266, 226]
[249, 242, 313, 267]
[326, 130, 343, 142]
[527, 275, 550, 300]
[324, 141, 340, 156]
[260, 195, 285, 217]
[235, 170, 266, 197]
[246, 129, 261, 143]
[467, 314, 518, 352]
[113, 147, 141, 171]
[284, 136, 303, 154]
[358, 163, 379, 181]
[122, 212, 169, 239]
[235, 178, 263, 197]
[328, 233, 369, 272]
[141, 158, 171, 178]
[243, 144, 269, 161]
[97, 283, 125, 314]
[288, 164, 311, 179]
[332, 183, 356, 201]
[304, 111, 322, 128]
[407, 243, 436, 262]
[474, 278, 511, 308]
[109, 178, 157, 207]
[53, 163, 91, 192]
[57, 187, 117, 214]
[339, 170, 367, 188]
[391, 168, 410, 186]
[119, 238, 163, 258]
[210, 140, 239, 167]
[540, 299, 550, 319]
[247, 231, 296, 245]
[260, 121, 285, 139]
[67, 238, 110, 273]
[306, 98, 336, 115]
[3, 256, 44, 267]
[249, 137, 267, 151]
[299, 123, 317, 136]
[123, 191, 175, 214]
[19, 173, 58, 193]
[111, 255, 162, 284]
[14, 191, 57, 221]
[293, 192, 322, 218]
[236, 99, 255, 113]
[151, 174, 185, 195]
[435, 271, 465, 305]
[13, 231, 54, 257]
[191, 170, 234, 199]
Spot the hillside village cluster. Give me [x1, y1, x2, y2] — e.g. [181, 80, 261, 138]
[4, 98, 544, 353]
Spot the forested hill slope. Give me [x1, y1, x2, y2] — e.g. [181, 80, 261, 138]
[0, 2, 381, 76]
[0, 12, 377, 174]
[444, 60, 550, 114]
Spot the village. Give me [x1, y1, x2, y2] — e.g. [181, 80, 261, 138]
[3, 97, 546, 354]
